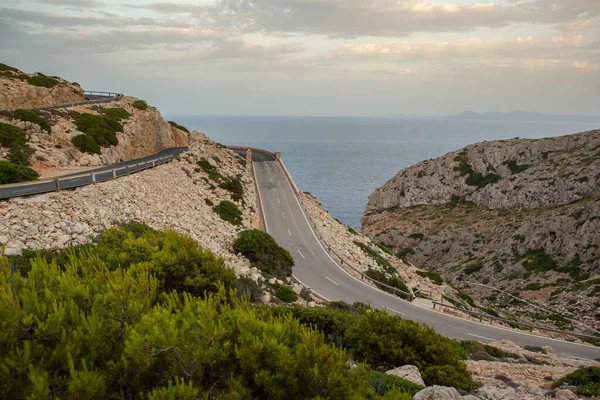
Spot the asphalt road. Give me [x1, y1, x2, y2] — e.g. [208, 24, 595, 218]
[247, 148, 600, 360]
[0, 147, 187, 200]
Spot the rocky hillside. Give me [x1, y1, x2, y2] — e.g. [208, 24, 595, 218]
[362, 130, 600, 333]
[0, 63, 85, 109]
[0, 63, 188, 177]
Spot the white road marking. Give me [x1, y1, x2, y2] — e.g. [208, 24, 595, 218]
[468, 333, 496, 341]
[277, 198, 280, 204]
[384, 306, 405, 316]
[297, 249, 306, 258]
[282, 212, 285, 219]
[270, 178, 273, 182]
[288, 229, 292, 236]
[274, 188, 277, 192]
[325, 276, 340, 286]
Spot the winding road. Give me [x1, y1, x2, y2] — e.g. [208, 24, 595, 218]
[247, 148, 600, 361]
[0, 147, 186, 199]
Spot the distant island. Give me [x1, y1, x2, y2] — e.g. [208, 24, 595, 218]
[445, 110, 600, 123]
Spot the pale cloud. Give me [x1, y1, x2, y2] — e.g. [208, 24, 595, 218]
[129, 0, 600, 38]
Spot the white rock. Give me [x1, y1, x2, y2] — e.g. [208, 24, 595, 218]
[553, 389, 578, 400]
[414, 386, 463, 400]
[385, 365, 425, 386]
[291, 283, 302, 295]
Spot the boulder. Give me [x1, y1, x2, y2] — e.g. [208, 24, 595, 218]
[385, 365, 425, 386]
[413, 386, 463, 400]
[554, 389, 578, 400]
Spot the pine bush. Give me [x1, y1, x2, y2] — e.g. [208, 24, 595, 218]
[0, 122, 28, 147]
[233, 229, 294, 279]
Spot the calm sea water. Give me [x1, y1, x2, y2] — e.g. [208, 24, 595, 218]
[170, 116, 599, 229]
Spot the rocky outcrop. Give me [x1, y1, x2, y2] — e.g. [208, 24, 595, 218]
[0, 96, 189, 173]
[413, 385, 463, 400]
[0, 132, 260, 282]
[0, 67, 85, 109]
[385, 364, 425, 386]
[362, 130, 600, 330]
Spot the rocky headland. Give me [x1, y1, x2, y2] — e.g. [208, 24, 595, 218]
[362, 130, 600, 334]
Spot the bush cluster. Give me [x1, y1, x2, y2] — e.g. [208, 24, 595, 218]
[0, 160, 39, 184]
[13, 109, 51, 133]
[365, 268, 410, 297]
[132, 99, 148, 110]
[27, 73, 59, 88]
[103, 107, 131, 121]
[453, 151, 502, 188]
[7, 145, 35, 166]
[213, 200, 243, 226]
[275, 285, 298, 303]
[168, 120, 190, 133]
[416, 270, 443, 285]
[354, 241, 393, 271]
[71, 133, 100, 154]
[71, 112, 123, 153]
[396, 247, 415, 260]
[197, 158, 223, 182]
[0, 63, 18, 72]
[504, 160, 530, 174]
[271, 306, 476, 391]
[233, 229, 294, 280]
[1, 224, 378, 399]
[554, 367, 600, 396]
[0, 122, 28, 147]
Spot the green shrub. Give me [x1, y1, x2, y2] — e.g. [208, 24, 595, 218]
[416, 270, 443, 285]
[464, 261, 484, 274]
[367, 370, 423, 397]
[0, 160, 39, 184]
[460, 340, 519, 360]
[0, 242, 375, 399]
[504, 160, 530, 174]
[268, 305, 363, 347]
[396, 247, 415, 259]
[75, 113, 121, 146]
[27, 73, 59, 88]
[103, 107, 131, 121]
[234, 229, 294, 279]
[375, 242, 392, 254]
[168, 121, 190, 133]
[275, 286, 298, 303]
[213, 200, 243, 226]
[132, 99, 148, 110]
[0, 63, 18, 72]
[13, 109, 51, 133]
[553, 367, 600, 396]
[348, 226, 358, 235]
[520, 248, 557, 272]
[345, 310, 476, 391]
[71, 133, 100, 154]
[466, 172, 501, 188]
[219, 175, 244, 197]
[408, 232, 424, 240]
[365, 268, 410, 296]
[0, 122, 27, 147]
[197, 158, 223, 182]
[355, 241, 393, 270]
[236, 276, 263, 302]
[7, 145, 35, 166]
[457, 292, 476, 307]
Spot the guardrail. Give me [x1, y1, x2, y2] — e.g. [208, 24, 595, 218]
[0, 149, 186, 200]
[0, 91, 123, 113]
[432, 300, 600, 341]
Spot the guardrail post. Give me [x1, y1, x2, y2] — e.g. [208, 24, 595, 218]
[126, 165, 129, 175]
[92, 172, 96, 184]
[152, 160, 155, 168]
[112, 169, 116, 178]
[55, 178, 60, 192]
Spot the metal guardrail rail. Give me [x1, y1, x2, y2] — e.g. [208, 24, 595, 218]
[0, 91, 123, 112]
[0, 150, 185, 200]
[432, 300, 600, 341]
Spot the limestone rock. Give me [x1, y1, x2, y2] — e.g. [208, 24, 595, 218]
[385, 365, 425, 386]
[553, 389, 578, 400]
[413, 386, 463, 400]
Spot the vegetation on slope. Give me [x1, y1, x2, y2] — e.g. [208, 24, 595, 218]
[13, 109, 51, 133]
[168, 120, 190, 133]
[2, 222, 452, 399]
[234, 229, 294, 279]
[0, 122, 39, 183]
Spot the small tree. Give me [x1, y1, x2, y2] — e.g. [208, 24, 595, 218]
[233, 229, 294, 279]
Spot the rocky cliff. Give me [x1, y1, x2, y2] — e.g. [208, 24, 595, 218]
[362, 130, 600, 332]
[0, 64, 85, 109]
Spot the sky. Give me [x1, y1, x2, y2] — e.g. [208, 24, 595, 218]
[1, 0, 599, 116]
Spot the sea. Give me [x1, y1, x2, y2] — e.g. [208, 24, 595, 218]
[169, 115, 599, 229]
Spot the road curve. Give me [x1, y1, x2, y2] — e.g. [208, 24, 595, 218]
[246, 148, 600, 361]
[0, 147, 187, 200]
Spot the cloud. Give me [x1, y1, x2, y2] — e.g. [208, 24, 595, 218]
[36, 0, 103, 7]
[129, 0, 600, 38]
